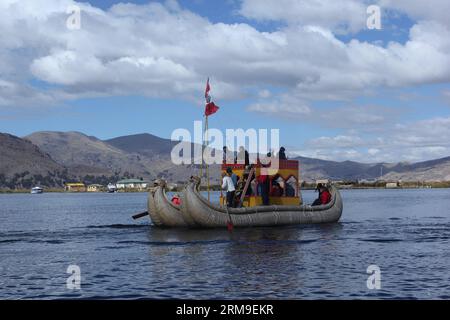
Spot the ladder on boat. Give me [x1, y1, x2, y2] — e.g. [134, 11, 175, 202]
[237, 167, 255, 208]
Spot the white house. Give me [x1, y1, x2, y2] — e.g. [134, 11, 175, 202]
[116, 179, 149, 190]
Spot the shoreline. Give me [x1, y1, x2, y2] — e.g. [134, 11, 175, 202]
[2, 185, 450, 194]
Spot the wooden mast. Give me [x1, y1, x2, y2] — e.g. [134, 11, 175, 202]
[205, 115, 210, 201]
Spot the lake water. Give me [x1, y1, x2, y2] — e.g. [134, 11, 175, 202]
[0, 189, 449, 299]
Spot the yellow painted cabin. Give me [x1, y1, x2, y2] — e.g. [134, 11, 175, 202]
[220, 159, 301, 207]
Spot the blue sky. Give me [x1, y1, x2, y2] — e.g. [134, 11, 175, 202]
[1, 0, 450, 163]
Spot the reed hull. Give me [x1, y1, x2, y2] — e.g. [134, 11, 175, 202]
[148, 186, 194, 227]
[180, 182, 343, 228]
[147, 189, 164, 227]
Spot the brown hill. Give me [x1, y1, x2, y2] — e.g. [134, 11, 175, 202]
[25, 131, 205, 183]
[0, 133, 67, 188]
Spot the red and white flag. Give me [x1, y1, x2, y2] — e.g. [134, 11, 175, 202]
[204, 78, 219, 116]
[205, 78, 211, 102]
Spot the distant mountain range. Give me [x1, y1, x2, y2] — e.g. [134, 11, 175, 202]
[1, 130, 450, 189]
[296, 155, 450, 182]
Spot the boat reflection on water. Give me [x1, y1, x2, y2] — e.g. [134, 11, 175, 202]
[144, 220, 344, 247]
[143, 223, 345, 298]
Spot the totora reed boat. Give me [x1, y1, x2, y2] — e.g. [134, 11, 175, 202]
[177, 177, 343, 228]
[132, 79, 343, 229]
[141, 159, 343, 229]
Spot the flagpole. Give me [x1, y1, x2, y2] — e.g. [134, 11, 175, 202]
[199, 115, 204, 181]
[205, 115, 210, 202]
[203, 77, 215, 202]
[200, 78, 209, 186]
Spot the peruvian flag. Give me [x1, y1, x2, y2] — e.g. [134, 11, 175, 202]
[204, 78, 219, 116]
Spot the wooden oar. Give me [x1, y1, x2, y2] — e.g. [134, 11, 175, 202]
[221, 188, 234, 232]
[132, 211, 149, 220]
[225, 204, 234, 233]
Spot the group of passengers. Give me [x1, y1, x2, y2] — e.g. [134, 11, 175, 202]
[221, 146, 332, 208]
[221, 146, 287, 207]
[222, 146, 288, 165]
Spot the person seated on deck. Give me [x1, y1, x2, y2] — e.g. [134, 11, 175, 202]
[171, 193, 181, 206]
[250, 177, 257, 196]
[270, 182, 283, 197]
[222, 171, 236, 207]
[312, 184, 332, 206]
[276, 177, 285, 193]
[285, 182, 295, 197]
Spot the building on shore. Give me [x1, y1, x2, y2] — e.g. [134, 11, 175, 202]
[315, 179, 330, 186]
[87, 184, 104, 192]
[386, 182, 401, 189]
[358, 179, 377, 184]
[65, 183, 86, 192]
[116, 179, 149, 190]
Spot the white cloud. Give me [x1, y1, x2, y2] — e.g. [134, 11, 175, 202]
[380, 0, 450, 28]
[241, 0, 450, 31]
[247, 93, 311, 117]
[306, 135, 365, 149]
[320, 105, 393, 130]
[258, 89, 272, 98]
[0, 0, 449, 110]
[240, 0, 368, 34]
[299, 116, 450, 162]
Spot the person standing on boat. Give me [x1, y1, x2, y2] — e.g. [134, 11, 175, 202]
[237, 146, 250, 166]
[257, 152, 272, 205]
[223, 146, 228, 164]
[257, 174, 270, 205]
[278, 147, 287, 160]
[222, 170, 236, 207]
[223, 146, 234, 164]
[226, 167, 238, 189]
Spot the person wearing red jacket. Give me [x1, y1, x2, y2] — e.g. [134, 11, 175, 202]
[319, 188, 332, 205]
[312, 184, 332, 206]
